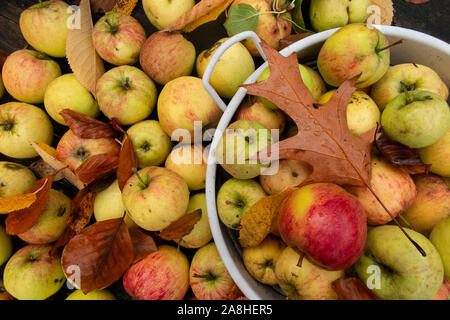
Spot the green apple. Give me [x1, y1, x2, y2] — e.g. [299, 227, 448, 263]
[216, 178, 266, 230]
[66, 289, 116, 300]
[142, 0, 195, 30]
[44, 73, 99, 125]
[96, 66, 157, 126]
[274, 246, 344, 300]
[317, 23, 390, 88]
[127, 120, 172, 168]
[355, 225, 444, 300]
[18, 189, 71, 244]
[140, 31, 196, 85]
[92, 12, 146, 66]
[0, 161, 36, 199]
[165, 144, 206, 191]
[257, 64, 315, 109]
[236, 100, 286, 132]
[381, 90, 450, 148]
[0, 102, 53, 159]
[430, 217, 450, 279]
[0, 225, 13, 266]
[19, 0, 71, 57]
[189, 243, 237, 300]
[310, 0, 371, 32]
[303, 65, 327, 100]
[196, 37, 255, 99]
[215, 120, 273, 179]
[176, 193, 212, 249]
[371, 63, 449, 110]
[418, 129, 450, 177]
[122, 166, 190, 231]
[243, 235, 286, 285]
[4, 244, 66, 300]
[0, 279, 14, 300]
[2, 49, 61, 104]
[318, 90, 380, 136]
[93, 179, 137, 228]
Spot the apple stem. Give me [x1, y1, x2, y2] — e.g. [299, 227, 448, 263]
[132, 168, 147, 188]
[376, 39, 403, 54]
[400, 81, 414, 103]
[105, 19, 119, 34]
[296, 252, 304, 268]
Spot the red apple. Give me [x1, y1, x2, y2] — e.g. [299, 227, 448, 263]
[278, 183, 367, 270]
[123, 245, 189, 300]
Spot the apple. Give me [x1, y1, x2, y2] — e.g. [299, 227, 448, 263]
[309, 0, 371, 32]
[55, 129, 120, 172]
[303, 65, 327, 100]
[236, 100, 286, 132]
[228, 0, 292, 56]
[243, 235, 286, 285]
[93, 179, 137, 228]
[44, 73, 99, 125]
[278, 183, 367, 270]
[66, 289, 115, 300]
[157, 76, 222, 140]
[0, 161, 36, 199]
[2, 49, 61, 104]
[92, 12, 146, 66]
[371, 63, 449, 110]
[3, 244, 66, 300]
[189, 242, 236, 300]
[165, 144, 207, 191]
[0, 225, 13, 266]
[17, 189, 71, 244]
[402, 174, 450, 235]
[0, 102, 53, 159]
[355, 225, 444, 300]
[318, 90, 380, 136]
[123, 245, 189, 300]
[142, 0, 195, 30]
[122, 166, 190, 231]
[418, 129, 450, 177]
[215, 119, 272, 179]
[347, 156, 416, 225]
[257, 64, 315, 110]
[430, 217, 450, 279]
[196, 37, 255, 99]
[259, 159, 311, 195]
[216, 178, 266, 230]
[96, 66, 157, 126]
[274, 246, 344, 300]
[0, 279, 14, 300]
[430, 280, 450, 300]
[381, 90, 450, 148]
[140, 31, 196, 85]
[19, 0, 71, 57]
[317, 23, 390, 88]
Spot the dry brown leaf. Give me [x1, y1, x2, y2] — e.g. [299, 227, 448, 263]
[68, 191, 97, 233]
[108, 0, 139, 15]
[59, 109, 116, 139]
[0, 193, 37, 213]
[370, 0, 394, 25]
[29, 160, 63, 181]
[30, 141, 86, 190]
[117, 135, 137, 191]
[129, 228, 158, 263]
[166, 0, 234, 33]
[66, 0, 105, 96]
[157, 209, 202, 241]
[239, 188, 295, 248]
[74, 153, 119, 184]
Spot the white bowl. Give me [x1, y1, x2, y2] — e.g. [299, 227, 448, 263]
[204, 26, 450, 300]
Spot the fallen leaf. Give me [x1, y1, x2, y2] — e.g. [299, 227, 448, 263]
[29, 160, 63, 181]
[0, 193, 37, 213]
[239, 188, 294, 248]
[332, 278, 378, 300]
[166, 0, 234, 33]
[108, 0, 139, 15]
[5, 175, 54, 235]
[66, 0, 105, 96]
[375, 125, 430, 175]
[68, 191, 96, 233]
[62, 218, 134, 294]
[59, 109, 116, 139]
[50, 227, 76, 257]
[30, 141, 86, 190]
[279, 33, 312, 50]
[129, 228, 157, 263]
[223, 3, 259, 36]
[117, 135, 137, 191]
[33, 141, 57, 157]
[74, 153, 120, 184]
[157, 209, 202, 241]
[109, 118, 126, 134]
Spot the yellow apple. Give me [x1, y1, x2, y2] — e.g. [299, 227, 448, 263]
[142, 0, 194, 30]
[66, 289, 115, 300]
[418, 129, 450, 177]
[260, 159, 311, 195]
[0, 162, 36, 200]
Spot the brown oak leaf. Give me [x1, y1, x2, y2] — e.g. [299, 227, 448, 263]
[157, 209, 202, 241]
[332, 278, 378, 300]
[59, 109, 116, 139]
[117, 135, 138, 191]
[5, 175, 54, 235]
[129, 228, 157, 263]
[74, 153, 120, 184]
[62, 218, 134, 294]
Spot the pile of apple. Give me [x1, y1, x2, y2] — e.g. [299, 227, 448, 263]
[214, 24, 450, 300]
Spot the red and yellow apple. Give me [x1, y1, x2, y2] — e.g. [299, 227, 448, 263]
[236, 100, 285, 132]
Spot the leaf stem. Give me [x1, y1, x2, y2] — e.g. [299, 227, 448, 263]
[281, 16, 316, 34]
[376, 39, 403, 53]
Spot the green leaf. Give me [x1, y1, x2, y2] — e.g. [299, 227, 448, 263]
[223, 3, 259, 36]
